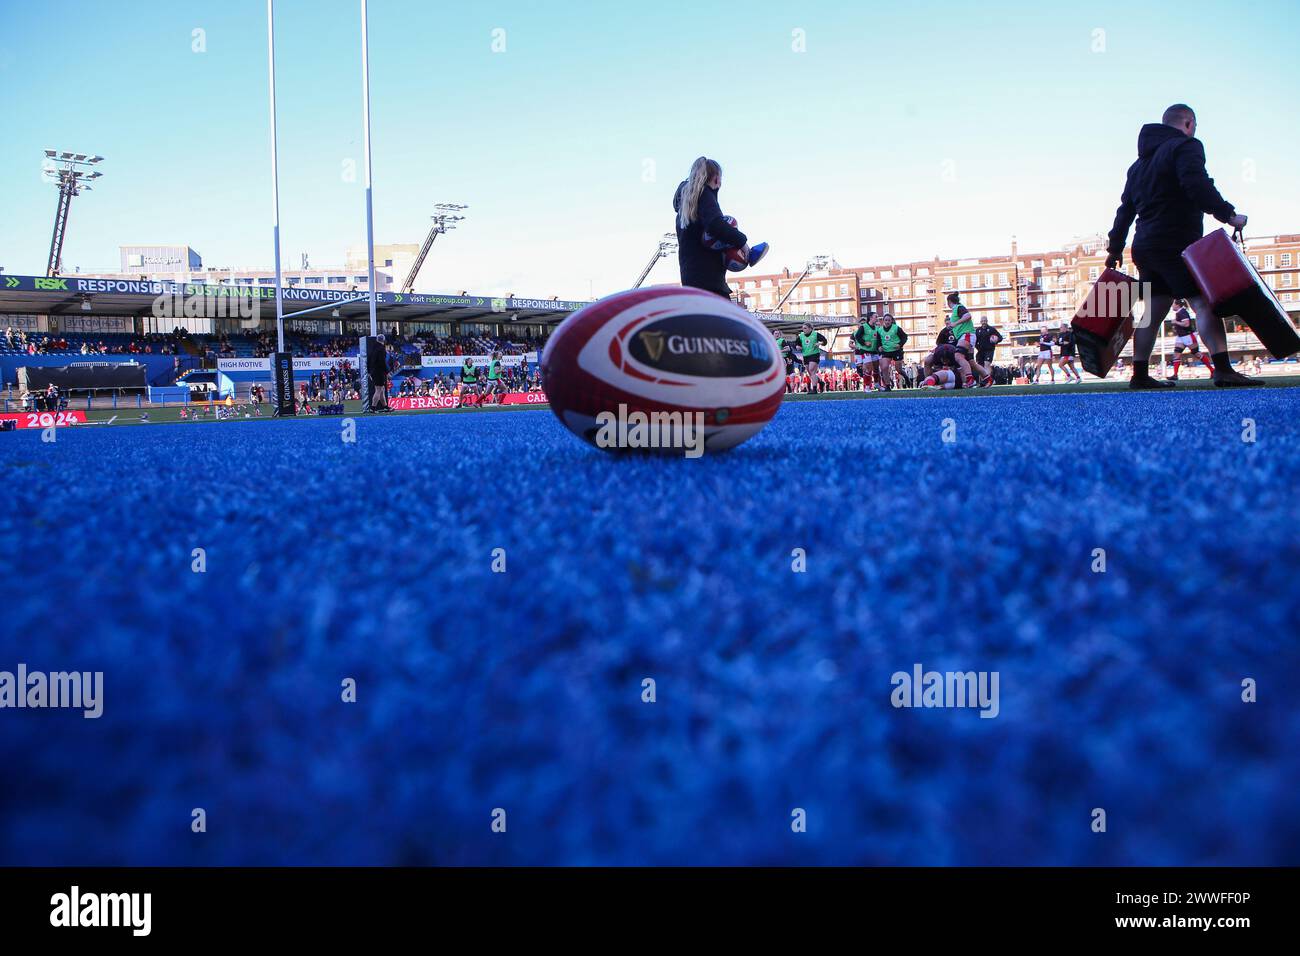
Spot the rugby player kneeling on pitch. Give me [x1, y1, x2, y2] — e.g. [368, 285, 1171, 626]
[921, 341, 974, 389]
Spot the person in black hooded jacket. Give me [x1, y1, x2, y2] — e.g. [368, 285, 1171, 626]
[1105, 104, 1256, 387]
[673, 157, 750, 299]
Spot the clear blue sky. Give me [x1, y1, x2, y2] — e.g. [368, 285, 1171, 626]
[2, 0, 1297, 300]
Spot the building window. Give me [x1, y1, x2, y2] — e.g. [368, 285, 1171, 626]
[1281, 253, 1292, 267]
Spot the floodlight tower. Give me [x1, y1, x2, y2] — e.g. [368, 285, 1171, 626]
[401, 203, 468, 293]
[632, 233, 677, 289]
[43, 150, 104, 277]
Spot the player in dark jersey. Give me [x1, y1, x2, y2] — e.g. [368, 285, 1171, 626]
[1029, 327, 1056, 384]
[974, 317, 1002, 375]
[920, 342, 969, 388]
[1167, 300, 1214, 380]
[1054, 323, 1082, 383]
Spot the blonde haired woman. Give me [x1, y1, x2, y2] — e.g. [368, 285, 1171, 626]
[672, 157, 766, 299]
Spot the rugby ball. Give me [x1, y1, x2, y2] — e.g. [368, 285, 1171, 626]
[541, 286, 786, 454]
[721, 247, 748, 272]
[701, 216, 739, 251]
[702, 216, 748, 272]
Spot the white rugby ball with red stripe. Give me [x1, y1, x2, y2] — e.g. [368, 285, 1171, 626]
[541, 286, 786, 453]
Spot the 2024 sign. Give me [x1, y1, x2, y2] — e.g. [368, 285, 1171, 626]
[1, 411, 87, 429]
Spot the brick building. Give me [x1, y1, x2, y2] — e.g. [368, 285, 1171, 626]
[730, 232, 1300, 368]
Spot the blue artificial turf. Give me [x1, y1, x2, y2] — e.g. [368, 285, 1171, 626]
[1, 389, 1298, 866]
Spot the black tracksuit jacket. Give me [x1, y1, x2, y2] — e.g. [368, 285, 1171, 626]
[673, 182, 747, 299]
[1107, 123, 1236, 258]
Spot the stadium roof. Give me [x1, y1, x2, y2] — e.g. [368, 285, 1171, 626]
[0, 274, 849, 330]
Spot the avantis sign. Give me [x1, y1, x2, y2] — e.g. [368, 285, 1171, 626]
[420, 353, 537, 369]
